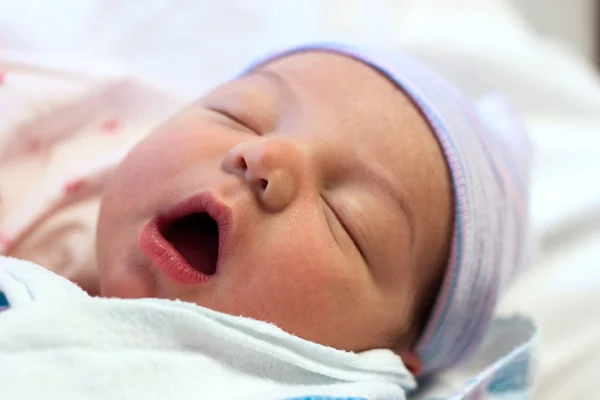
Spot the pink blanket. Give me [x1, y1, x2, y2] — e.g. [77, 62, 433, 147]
[0, 52, 183, 293]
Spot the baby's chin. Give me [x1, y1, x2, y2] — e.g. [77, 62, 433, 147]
[96, 253, 159, 300]
[72, 266, 101, 297]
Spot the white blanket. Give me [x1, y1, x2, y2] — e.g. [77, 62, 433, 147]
[0, 257, 414, 400]
[0, 256, 537, 400]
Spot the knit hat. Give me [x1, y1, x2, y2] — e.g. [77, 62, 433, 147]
[242, 42, 532, 376]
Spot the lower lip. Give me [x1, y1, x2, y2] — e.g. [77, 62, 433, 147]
[139, 220, 210, 285]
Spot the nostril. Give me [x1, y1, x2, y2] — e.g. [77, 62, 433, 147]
[258, 178, 268, 191]
[237, 156, 248, 171]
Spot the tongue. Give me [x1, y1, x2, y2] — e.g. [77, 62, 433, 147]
[163, 213, 219, 275]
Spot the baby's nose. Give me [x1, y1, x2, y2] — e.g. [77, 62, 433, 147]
[222, 138, 306, 212]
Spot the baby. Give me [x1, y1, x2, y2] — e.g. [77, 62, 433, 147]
[0, 42, 531, 397]
[95, 43, 530, 376]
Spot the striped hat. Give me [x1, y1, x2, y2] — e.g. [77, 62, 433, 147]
[243, 42, 532, 376]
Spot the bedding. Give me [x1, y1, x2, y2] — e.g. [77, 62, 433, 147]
[0, 51, 184, 292]
[0, 256, 538, 400]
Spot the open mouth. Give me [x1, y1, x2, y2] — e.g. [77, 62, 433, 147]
[139, 192, 230, 285]
[161, 212, 219, 276]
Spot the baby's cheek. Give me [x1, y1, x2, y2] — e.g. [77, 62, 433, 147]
[259, 258, 377, 349]
[102, 127, 202, 220]
[119, 131, 189, 184]
[259, 244, 366, 322]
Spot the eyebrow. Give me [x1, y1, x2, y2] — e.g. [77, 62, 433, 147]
[249, 69, 295, 100]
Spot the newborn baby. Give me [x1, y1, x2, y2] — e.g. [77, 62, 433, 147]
[97, 47, 453, 377]
[95, 43, 530, 377]
[0, 42, 532, 397]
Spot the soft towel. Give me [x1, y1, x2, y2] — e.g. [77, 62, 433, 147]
[0, 256, 537, 400]
[0, 256, 414, 399]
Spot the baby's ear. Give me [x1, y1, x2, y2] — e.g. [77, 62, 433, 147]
[397, 349, 423, 377]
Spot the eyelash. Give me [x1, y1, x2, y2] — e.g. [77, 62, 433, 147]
[322, 196, 367, 262]
[208, 107, 259, 135]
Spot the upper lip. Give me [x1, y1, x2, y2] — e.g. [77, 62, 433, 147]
[156, 191, 232, 273]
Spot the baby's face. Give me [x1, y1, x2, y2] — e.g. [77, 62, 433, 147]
[96, 51, 452, 373]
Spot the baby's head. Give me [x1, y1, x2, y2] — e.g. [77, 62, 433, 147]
[96, 43, 530, 377]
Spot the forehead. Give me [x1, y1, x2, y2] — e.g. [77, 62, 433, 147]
[256, 52, 413, 150]
[255, 50, 442, 186]
[257, 51, 404, 124]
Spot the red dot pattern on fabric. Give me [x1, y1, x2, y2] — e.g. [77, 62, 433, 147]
[64, 178, 86, 195]
[27, 137, 41, 153]
[101, 118, 120, 134]
[0, 70, 6, 85]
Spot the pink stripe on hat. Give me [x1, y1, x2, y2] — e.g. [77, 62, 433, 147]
[243, 42, 532, 376]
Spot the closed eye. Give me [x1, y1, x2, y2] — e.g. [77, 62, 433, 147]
[322, 196, 368, 264]
[206, 107, 258, 135]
